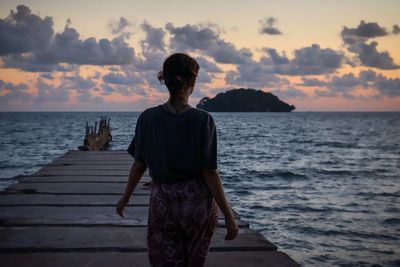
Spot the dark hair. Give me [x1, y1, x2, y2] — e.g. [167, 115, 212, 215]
[157, 53, 199, 94]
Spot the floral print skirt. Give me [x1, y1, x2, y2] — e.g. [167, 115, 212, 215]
[147, 178, 218, 267]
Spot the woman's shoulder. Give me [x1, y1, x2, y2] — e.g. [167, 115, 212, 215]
[139, 105, 163, 118]
[192, 108, 216, 126]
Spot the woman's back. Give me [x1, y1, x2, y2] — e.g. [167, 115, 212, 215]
[128, 104, 217, 182]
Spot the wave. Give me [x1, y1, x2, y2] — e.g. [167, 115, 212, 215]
[245, 169, 310, 180]
[383, 218, 400, 225]
[314, 141, 357, 149]
[291, 225, 398, 241]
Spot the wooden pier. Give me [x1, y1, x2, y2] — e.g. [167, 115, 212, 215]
[0, 150, 299, 267]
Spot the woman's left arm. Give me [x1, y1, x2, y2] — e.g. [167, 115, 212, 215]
[116, 161, 147, 217]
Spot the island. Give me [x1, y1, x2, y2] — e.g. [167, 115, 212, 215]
[196, 88, 295, 112]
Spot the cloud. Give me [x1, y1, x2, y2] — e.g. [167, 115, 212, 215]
[225, 59, 288, 88]
[357, 41, 398, 69]
[35, 78, 70, 104]
[108, 17, 131, 35]
[103, 72, 136, 85]
[140, 21, 166, 52]
[40, 73, 54, 80]
[0, 80, 32, 108]
[0, 5, 53, 55]
[0, 80, 28, 91]
[264, 45, 345, 75]
[341, 20, 388, 42]
[393, 24, 400, 35]
[0, 6, 135, 72]
[341, 20, 398, 70]
[372, 73, 400, 97]
[313, 70, 400, 98]
[298, 77, 327, 87]
[259, 17, 282, 35]
[224, 44, 345, 91]
[166, 22, 252, 64]
[196, 57, 222, 73]
[264, 48, 289, 64]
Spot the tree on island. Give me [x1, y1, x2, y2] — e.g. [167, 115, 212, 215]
[196, 88, 295, 112]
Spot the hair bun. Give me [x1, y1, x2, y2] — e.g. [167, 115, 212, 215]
[157, 53, 200, 94]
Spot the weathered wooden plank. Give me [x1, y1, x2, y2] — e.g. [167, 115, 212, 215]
[34, 170, 131, 176]
[51, 160, 134, 165]
[0, 206, 149, 226]
[0, 251, 300, 267]
[34, 168, 129, 176]
[0, 194, 150, 206]
[0, 227, 276, 251]
[44, 165, 132, 170]
[60, 151, 128, 155]
[5, 182, 151, 195]
[0, 206, 240, 226]
[18, 176, 151, 183]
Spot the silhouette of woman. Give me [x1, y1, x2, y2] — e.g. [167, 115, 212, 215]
[116, 53, 238, 267]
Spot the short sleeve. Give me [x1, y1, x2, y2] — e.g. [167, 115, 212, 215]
[127, 113, 145, 163]
[201, 113, 218, 169]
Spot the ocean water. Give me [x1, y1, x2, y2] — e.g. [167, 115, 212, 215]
[0, 111, 399, 267]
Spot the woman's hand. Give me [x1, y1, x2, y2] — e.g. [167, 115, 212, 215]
[224, 216, 239, 240]
[116, 195, 129, 218]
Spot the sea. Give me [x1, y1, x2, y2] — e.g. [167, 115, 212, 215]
[0, 111, 399, 267]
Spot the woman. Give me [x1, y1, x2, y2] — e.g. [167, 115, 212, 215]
[116, 53, 238, 267]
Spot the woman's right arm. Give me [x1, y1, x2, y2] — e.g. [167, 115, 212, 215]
[116, 161, 147, 217]
[202, 169, 239, 240]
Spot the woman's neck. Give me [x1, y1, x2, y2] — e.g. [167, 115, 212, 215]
[164, 92, 191, 114]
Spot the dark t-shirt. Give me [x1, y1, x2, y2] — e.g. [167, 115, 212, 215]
[127, 104, 217, 182]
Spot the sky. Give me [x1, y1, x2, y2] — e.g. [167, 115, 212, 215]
[0, 0, 399, 111]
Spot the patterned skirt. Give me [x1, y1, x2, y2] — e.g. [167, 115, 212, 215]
[147, 178, 218, 267]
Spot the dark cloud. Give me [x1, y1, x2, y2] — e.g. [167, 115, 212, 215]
[64, 75, 96, 90]
[393, 24, 400, 35]
[259, 17, 282, 35]
[134, 21, 167, 71]
[372, 73, 400, 97]
[36, 26, 134, 65]
[0, 80, 28, 91]
[2, 54, 77, 72]
[35, 78, 70, 103]
[196, 70, 214, 84]
[264, 45, 345, 75]
[224, 44, 345, 90]
[264, 48, 289, 64]
[166, 23, 252, 64]
[358, 41, 398, 69]
[225, 59, 288, 88]
[290, 45, 345, 75]
[330, 73, 361, 88]
[0, 5, 53, 55]
[61, 74, 106, 102]
[341, 20, 388, 41]
[298, 77, 327, 87]
[341, 21, 398, 70]
[2, 26, 135, 71]
[0, 80, 32, 109]
[140, 21, 166, 52]
[39, 73, 54, 80]
[196, 57, 222, 73]
[314, 70, 400, 98]
[103, 72, 136, 85]
[0, 6, 135, 72]
[108, 17, 131, 35]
